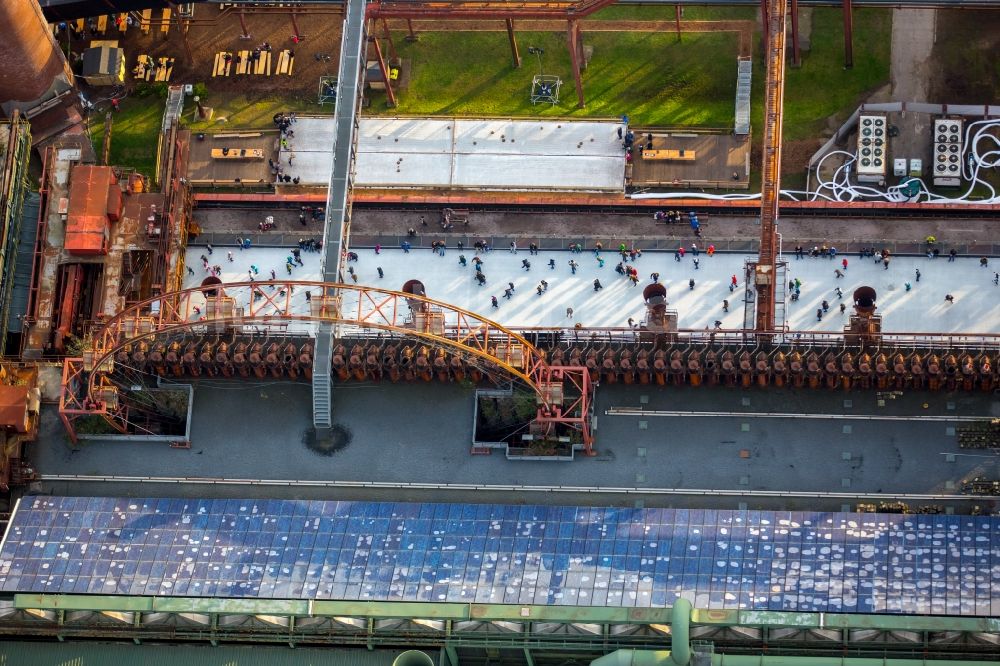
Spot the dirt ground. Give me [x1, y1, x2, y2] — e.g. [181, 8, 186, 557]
[929, 10, 1000, 103]
[109, 5, 345, 96]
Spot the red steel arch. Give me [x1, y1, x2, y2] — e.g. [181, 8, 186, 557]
[59, 281, 593, 453]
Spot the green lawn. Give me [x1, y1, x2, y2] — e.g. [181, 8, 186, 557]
[753, 7, 891, 141]
[186, 94, 325, 132]
[382, 30, 739, 126]
[88, 95, 163, 180]
[589, 5, 756, 21]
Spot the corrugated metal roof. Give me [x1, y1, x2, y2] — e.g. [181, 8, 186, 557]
[5, 191, 36, 336]
[0, 641, 407, 666]
[65, 165, 115, 255]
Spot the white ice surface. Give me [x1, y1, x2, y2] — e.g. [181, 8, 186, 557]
[278, 117, 626, 191]
[186, 245, 1000, 335]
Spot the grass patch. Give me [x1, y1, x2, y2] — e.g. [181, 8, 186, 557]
[381, 30, 739, 126]
[751, 7, 891, 141]
[88, 95, 163, 180]
[186, 93, 325, 132]
[589, 5, 756, 21]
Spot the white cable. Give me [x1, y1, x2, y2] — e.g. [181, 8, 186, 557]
[629, 119, 1000, 205]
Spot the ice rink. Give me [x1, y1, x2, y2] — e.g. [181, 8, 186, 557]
[277, 117, 626, 191]
[185, 245, 1000, 334]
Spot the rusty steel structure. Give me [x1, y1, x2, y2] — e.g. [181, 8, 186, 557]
[753, 0, 788, 334]
[58, 281, 595, 450]
[365, 0, 617, 108]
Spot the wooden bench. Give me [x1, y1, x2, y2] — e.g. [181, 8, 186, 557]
[275, 49, 295, 76]
[160, 8, 171, 33]
[133, 54, 155, 81]
[140, 9, 151, 34]
[117, 13, 128, 32]
[211, 148, 265, 160]
[154, 57, 175, 82]
[643, 149, 697, 161]
[212, 52, 233, 77]
[96, 15, 108, 33]
[235, 50, 250, 75]
[253, 50, 272, 76]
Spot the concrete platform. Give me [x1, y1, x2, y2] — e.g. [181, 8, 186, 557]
[629, 130, 751, 190]
[278, 117, 627, 191]
[186, 131, 276, 187]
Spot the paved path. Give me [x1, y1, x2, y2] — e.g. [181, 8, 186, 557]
[193, 208, 1000, 255]
[889, 8, 936, 102]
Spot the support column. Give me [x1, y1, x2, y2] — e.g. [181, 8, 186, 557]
[372, 37, 397, 108]
[381, 17, 398, 61]
[506, 19, 521, 68]
[842, 0, 854, 68]
[760, 0, 769, 57]
[566, 20, 585, 108]
[290, 11, 301, 40]
[405, 19, 418, 42]
[238, 8, 251, 39]
[675, 4, 682, 41]
[790, 0, 801, 66]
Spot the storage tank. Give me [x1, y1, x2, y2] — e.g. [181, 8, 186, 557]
[0, 0, 75, 111]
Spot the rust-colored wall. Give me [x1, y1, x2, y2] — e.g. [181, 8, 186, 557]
[0, 0, 74, 105]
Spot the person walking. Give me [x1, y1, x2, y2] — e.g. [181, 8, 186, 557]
[822, 300, 829, 313]
[566, 307, 574, 319]
[540, 280, 549, 292]
[508, 281, 515, 293]
[650, 272, 660, 283]
[569, 260, 578, 274]
[915, 268, 921, 282]
[503, 287, 513, 299]
[949, 249, 957, 262]
[835, 286, 843, 299]
[722, 299, 729, 312]
[593, 279, 603, 291]
[510, 241, 517, 254]
[883, 256, 891, 270]
[688, 278, 695, 290]
[994, 272, 999, 285]
[840, 303, 847, 314]
[816, 308, 823, 321]
[834, 269, 843, 278]
[206, 243, 213, 255]
[491, 296, 499, 308]
[980, 256, 989, 268]
[227, 251, 234, 262]
[945, 294, 955, 303]
[548, 258, 556, 269]
[375, 244, 381, 254]
[459, 255, 467, 267]
[693, 258, 700, 270]
[377, 267, 384, 279]
[842, 258, 848, 271]
[521, 259, 531, 271]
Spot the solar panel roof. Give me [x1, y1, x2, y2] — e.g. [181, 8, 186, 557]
[1, 497, 998, 615]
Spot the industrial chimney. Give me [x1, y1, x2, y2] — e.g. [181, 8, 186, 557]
[0, 0, 75, 114]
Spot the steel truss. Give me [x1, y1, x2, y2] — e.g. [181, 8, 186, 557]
[58, 281, 593, 451]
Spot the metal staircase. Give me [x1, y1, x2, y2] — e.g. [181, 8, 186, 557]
[311, 0, 368, 430]
[312, 330, 332, 429]
[734, 56, 752, 135]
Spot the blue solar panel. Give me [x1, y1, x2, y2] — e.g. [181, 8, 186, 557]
[0, 497, 999, 614]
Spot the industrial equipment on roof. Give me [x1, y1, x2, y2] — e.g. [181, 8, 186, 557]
[64, 165, 121, 255]
[80, 45, 125, 86]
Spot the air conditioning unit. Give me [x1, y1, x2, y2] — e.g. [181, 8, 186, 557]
[933, 117, 963, 187]
[856, 114, 887, 184]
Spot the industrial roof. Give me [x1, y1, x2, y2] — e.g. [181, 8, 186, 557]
[0, 640, 400, 666]
[6, 192, 38, 337]
[81, 45, 123, 78]
[65, 165, 117, 254]
[1, 496, 997, 615]
[0, 385, 30, 433]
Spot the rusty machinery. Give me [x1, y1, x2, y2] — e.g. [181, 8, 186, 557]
[56, 276, 1000, 452]
[749, 0, 789, 336]
[58, 280, 594, 452]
